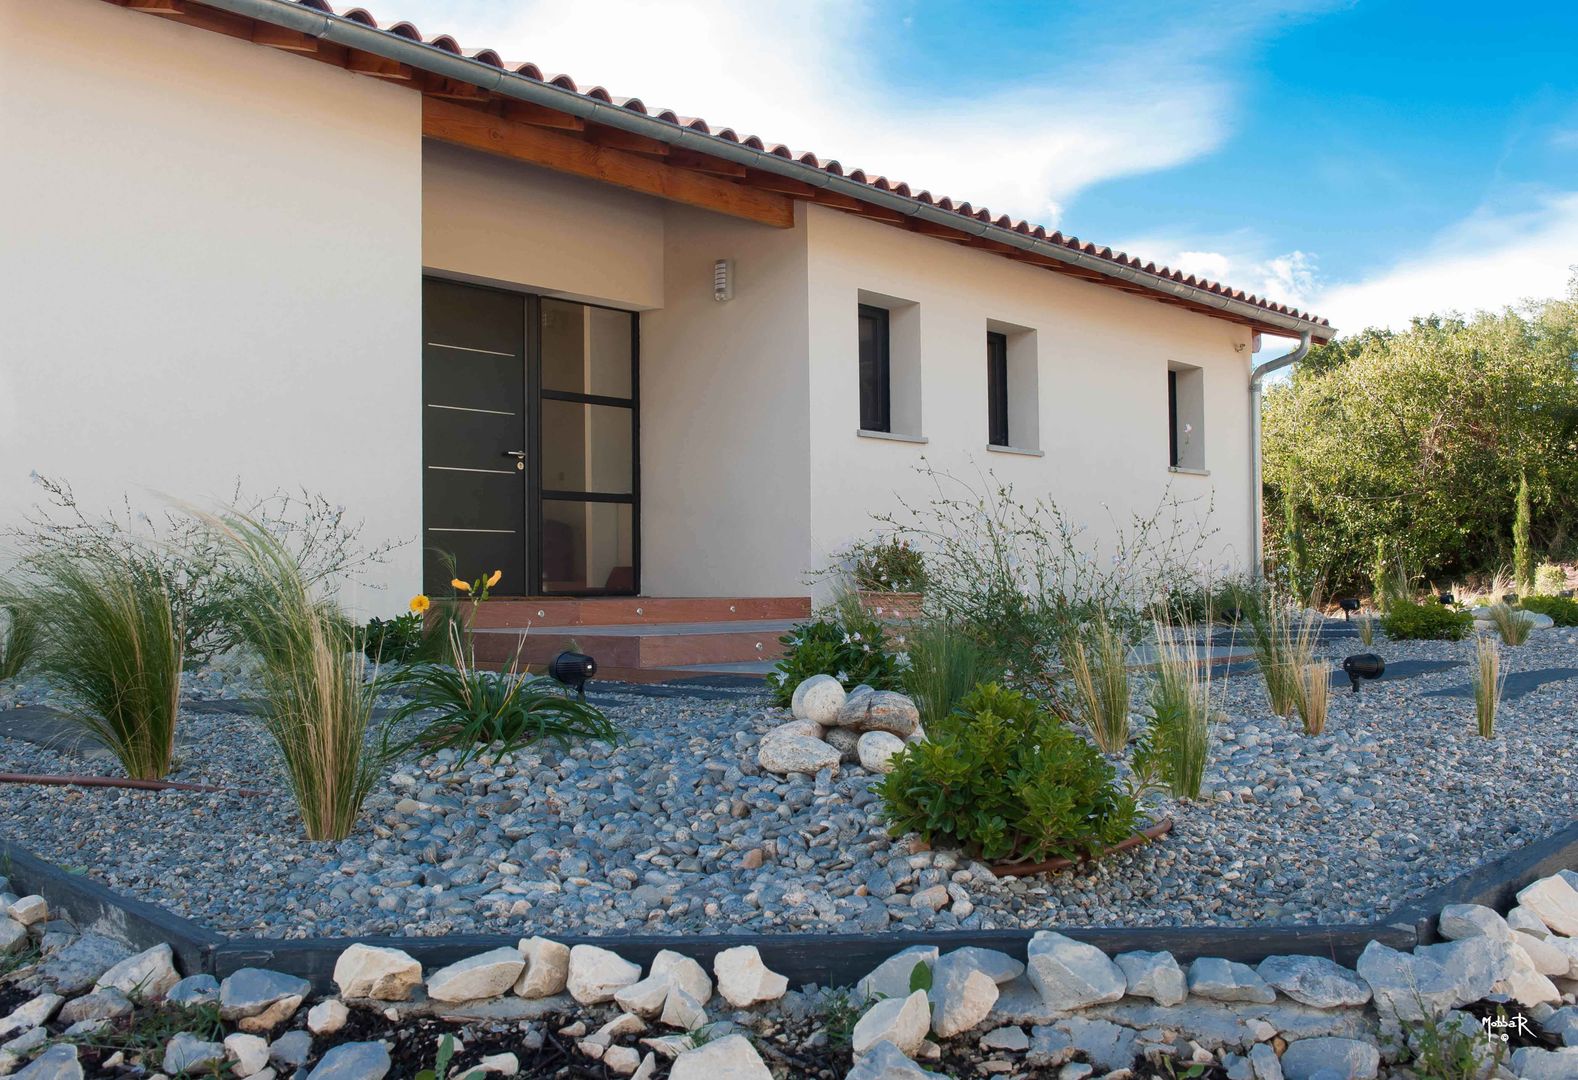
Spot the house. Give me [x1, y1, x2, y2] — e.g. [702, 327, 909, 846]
[1, 0, 1333, 671]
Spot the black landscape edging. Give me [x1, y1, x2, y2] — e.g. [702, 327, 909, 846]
[0, 839, 220, 978]
[8, 815, 1578, 994]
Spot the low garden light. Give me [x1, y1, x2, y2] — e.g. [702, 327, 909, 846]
[1338, 597, 1360, 620]
[1341, 653, 1385, 694]
[1503, 593, 1519, 605]
[549, 651, 597, 700]
[1437, 591, 1454, 605]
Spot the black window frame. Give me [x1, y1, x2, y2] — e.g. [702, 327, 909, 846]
[987, 331, 1009, 447]
[1167, 368, 1180, 468]
[858, 304, 891, 433]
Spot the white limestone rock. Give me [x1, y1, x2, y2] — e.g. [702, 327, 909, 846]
[8, 897, 46, 928]
[1516, 931, 1573, 978]
[1278, 1037, 1379, 1080]
[1114, 951, 1186, 1007]
[0, 994, 63, 1038]
[567, 945, 641, 1005]
[1188, 957, 1276, 1003]
[1413, 937, 1514, 1007]
[650, 949, 713, 1004]
[943, 947, 1024, 985]
[1508, 904, 1553, 937]
[0, 920, 28, 955]
[1355, 941, 1457, 1021]
[791, 675, 846, 725]
[847, 1040, 946, 1079]
[856, 947, 938, 1004]
[332, 944, 423, 1002]
[927, 952, 999, 1039]
[757, 734, 841, 775]
[426, 948, 525, 1004]
[515, 937, 571, 999]
[1493, 939, 1562, 1006]
[712, 946, 788, 1007]
[225, 1033, 271, 1078]
[1437, 903, 1514, 944]
[1255, 954, 1371, 1008]
[306, 999, 348, 1036]
[667, 1034, 772, 1080]
[164, 1032, 226, 1075]
[1025, 932, 1125, 1010]
[613, 975, 673, 1019]
[852, 990, 931, 1057]
[658, 986, 707, 1032]
[857, 731, 907, 773]
[1520, 876, 1578, 936]
[94, 944, 179, 1001]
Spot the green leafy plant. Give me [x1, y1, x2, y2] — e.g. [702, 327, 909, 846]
[1380, 600, 1474, 641]
[876, 682, 1137, 865]
[71, 1001, 226, 1071]
[901, 617, 1001, 732]
[203, 511, 395, 841]
[20, 550, 184, 780]
[768, 617, 901, 706]
[1514, 471, 1534, 597]
[1385, 1003, 1506, 1080]
[1132, 625, 1213, 798]
[0, 598, 39, 682]
[818, 989, 863, 1051]
[908, 960, 933, 994]
[1522, 594, 1578, 626]
[1062, 614, 1131, 754]
[1488, 602, 1533, 645]
[1474, 635, 1504, 739]
[850, 536, 927, 593]
[390, 623, 620, 769]
[415, 1034, 483, 1080]
[361, 611, 427, 664]
[1535, 561, 1568, 595]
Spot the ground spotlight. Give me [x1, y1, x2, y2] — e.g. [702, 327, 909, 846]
[1437, 591, 1454, 605]
[1338, 597, 1361, 620]
[550, 651, 598, 700]
[1341, 653, 1385, 694]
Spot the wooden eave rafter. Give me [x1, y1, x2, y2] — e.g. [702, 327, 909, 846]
[105, 0, 1328, 338]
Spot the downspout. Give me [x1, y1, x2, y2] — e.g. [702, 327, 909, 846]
[1249, 331, 1311, 577]
[189, 0, 1330, 341]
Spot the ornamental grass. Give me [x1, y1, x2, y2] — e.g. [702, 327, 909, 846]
[1295, 662, 1330, 736]
[24, 551, 183, 780]
[1249, 594, 1320, 718]
[1141, 622, 1212, 800]
[1063, 614, 1132, 754]
[1474, 635, 1504, 739]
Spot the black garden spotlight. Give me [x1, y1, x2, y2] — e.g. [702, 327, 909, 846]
[1504, 592, 1519, 605]
[1338, 597, 1361, 621]
[549, 651, 598, 701]
[1437, 591, 1454, 606]
[1341, 653, 1385, 694]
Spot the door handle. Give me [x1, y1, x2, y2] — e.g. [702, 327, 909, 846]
[503, 450, 527, 459]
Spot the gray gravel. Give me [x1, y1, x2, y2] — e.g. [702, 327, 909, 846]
[1, 628, 1576, 940]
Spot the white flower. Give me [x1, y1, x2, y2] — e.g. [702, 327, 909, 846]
[836, 670, 848, 682]
[852, 632, 863, 642]
[841, 633, 852, 645]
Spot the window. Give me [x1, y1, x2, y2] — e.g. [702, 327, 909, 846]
[1167, 362, 1205, 471]
[987, 331, 1009, 446]
[858, 304, 890, 432]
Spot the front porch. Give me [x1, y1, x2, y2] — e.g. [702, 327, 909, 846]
[468, 595, 812, 682]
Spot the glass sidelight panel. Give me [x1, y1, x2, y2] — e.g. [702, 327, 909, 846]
[540, 500, 635, 594]
[540, 400, 634, 494]
[540, 298, 635, 399]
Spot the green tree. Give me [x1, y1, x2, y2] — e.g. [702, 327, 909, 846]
[1514, 470, 1533, 595]
[1262, 276, 1578, 587]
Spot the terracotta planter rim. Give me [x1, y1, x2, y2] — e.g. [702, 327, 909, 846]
[987, 817, 1175, 878]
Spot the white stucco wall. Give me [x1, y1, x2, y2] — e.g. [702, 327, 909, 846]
[640, 204, 812, 597]
[804, 205, 1253, 597]
[0, 0, 423, 613]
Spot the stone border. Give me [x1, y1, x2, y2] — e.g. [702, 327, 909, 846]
[8, 820, 1578, 995]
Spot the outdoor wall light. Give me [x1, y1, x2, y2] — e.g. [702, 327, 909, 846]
[550, 651, 598, 700]
[1437, 591, 1454, 605]
[1338, 597, 1361, 620]
[1341, 653, 1385, 694]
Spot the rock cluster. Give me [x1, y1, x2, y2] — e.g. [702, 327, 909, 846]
[759, 676, 923, 777]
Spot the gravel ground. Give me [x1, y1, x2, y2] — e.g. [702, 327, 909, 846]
[1, 627, 1576, 940]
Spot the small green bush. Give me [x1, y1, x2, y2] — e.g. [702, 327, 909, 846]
[1380, 600, 1474, 641]
[1522, 594, 1578, 626]
[875, 682, 1137, 864]
[359, 611, 446, 665]
[1535, 562, 1568, 595]
[851, 537, 927, 593]
[768, 617, 901, 706]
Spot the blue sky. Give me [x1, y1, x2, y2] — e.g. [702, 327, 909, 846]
[373, 0, 1578, 336]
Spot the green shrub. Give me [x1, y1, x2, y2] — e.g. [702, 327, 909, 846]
[361, 611, 431, 664]
[768, 617, 901, 706]
[902, 617, 1001, 732]
[875, 682, 1137, 864]
[1380, 600, 1474, 641]
[1522, 594, 1578, 626]
[389, 627, 621, 769]
[22, 551, 184, 781]
[1535, 562, 1568, 595]
[0, 598, 39, 681]
[1514, 472, 1534, 595]
[850, 537, 926, 593]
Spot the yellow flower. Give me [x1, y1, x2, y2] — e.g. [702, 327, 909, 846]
[486, 569, 503, 588]
[451, 578, 472, 592]
[409, 594, 431, 614]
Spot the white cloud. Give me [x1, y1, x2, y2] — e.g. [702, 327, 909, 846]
[356, 0, 1303, 225]
[1311, 193, 1578, 332]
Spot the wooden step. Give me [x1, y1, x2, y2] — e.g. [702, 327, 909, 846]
[470, 596, 811, 630]
[471, 619, 796, 669]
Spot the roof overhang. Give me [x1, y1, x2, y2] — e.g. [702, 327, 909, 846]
[105, 0, 1336, 342]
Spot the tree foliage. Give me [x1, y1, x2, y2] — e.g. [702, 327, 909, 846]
[1262, 278, 1578, 587]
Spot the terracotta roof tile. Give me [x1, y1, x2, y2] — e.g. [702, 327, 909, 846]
[218, 0, 1332, 331]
